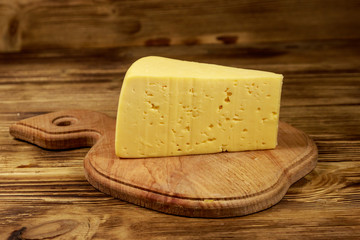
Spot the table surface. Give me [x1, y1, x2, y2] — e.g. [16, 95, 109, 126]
[1, 40, 359, 240]
[1, 1, 360, 239]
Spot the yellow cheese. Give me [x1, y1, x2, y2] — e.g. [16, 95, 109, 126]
[115, 56, 283, 158]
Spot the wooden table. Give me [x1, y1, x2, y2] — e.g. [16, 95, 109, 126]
[1, 1, 359, 239]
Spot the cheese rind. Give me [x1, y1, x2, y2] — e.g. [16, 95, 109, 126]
[116, 56, 283, 158]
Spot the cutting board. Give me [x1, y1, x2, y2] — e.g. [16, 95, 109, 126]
[10, 110, 317, 218]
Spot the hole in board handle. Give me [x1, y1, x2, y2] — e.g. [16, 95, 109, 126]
[52, 116, 78, 127]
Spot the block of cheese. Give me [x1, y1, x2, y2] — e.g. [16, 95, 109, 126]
[115, 56, 283, 158]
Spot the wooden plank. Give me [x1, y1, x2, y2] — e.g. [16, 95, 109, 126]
[0, 196, 359, 239]
[0, 0, 360, 51]
[1, 39, 359, 73]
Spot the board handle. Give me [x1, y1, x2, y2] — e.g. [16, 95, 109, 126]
[9, 110, 115, 150]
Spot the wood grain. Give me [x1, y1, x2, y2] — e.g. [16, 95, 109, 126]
[0, 0, 360, 52]
[9, 110, 317, 218]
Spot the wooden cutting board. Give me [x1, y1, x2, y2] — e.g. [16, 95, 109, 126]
[9, 110, 317, 218]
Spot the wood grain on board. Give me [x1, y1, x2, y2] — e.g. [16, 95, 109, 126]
[0, 0, 360, 238]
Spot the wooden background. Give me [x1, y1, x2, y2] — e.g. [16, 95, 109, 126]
[1, 0, 359, 239]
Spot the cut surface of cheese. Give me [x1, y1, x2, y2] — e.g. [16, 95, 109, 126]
[115, 56, 283, 158]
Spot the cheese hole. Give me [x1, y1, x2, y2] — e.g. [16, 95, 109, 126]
[209, 124, 214, 128]
[201, 131, 209, 136]
[145, 90, 153, 96]
[192, 111, 200, 117]
[151, 104, 159, 109]
[219, 105, 223, 110]
[225, 97, 230, 102]
[243, 128, 248, 132]
[221, 147, 228, 152]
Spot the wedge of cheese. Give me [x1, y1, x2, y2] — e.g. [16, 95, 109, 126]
[115, 56, 283, 158]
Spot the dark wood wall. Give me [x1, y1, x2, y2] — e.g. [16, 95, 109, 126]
[1, 0, 359, 52]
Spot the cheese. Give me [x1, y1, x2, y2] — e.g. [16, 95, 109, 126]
[115, 56, 283, 158]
